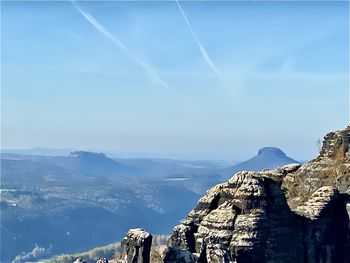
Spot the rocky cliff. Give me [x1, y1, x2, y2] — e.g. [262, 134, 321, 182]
[118, 126, 350, 263]
[119, 229, 153, 263]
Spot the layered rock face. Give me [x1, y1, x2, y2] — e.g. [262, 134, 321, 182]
[163, 164, 304, 263]
[118, 228, 152, 263]
[283, 126, 350, 207]
[115, 127, 350, 262]
[163, 126, 350, 263]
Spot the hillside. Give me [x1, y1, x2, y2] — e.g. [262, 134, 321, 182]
[52, 151, 133, 175]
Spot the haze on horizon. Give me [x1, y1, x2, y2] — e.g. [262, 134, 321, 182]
[1, 1, 349, 161]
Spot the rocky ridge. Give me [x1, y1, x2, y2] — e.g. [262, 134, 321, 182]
[160, 126, 350, 263]
[116, 126, 350, 263]
[163, 163, 305, 263]
[283, 127, 350, 209]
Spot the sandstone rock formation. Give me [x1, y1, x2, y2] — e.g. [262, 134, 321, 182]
[163, 164, 304, 263]
[283, 126, 350, 207]
[118, 228, 152, 263]
[117, 126, 350, 263]
[162, 126, 350, 263]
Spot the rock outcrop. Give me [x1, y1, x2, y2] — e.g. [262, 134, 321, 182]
[118, 126, 350, 263]
[118, 228, 152, 263]
[162, 126, 350, 263]
[163, 164, 305, 263]
[283, 126, 350, 208]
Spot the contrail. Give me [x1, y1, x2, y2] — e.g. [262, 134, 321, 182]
[71, 1, 170, 88]
[176, 0, 224, 83]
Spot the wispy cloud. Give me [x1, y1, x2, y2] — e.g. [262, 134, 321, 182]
[71, 1, 170, 88]
[176, 0, 224, 83]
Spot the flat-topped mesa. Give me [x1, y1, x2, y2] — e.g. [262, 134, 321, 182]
[257, 147, 287, 157]
[118, 229, 152, 263]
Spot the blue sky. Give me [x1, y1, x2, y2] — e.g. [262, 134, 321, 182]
[1, 0, 349, 160]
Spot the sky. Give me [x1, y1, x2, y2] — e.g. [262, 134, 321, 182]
[1, 0, 349, 161]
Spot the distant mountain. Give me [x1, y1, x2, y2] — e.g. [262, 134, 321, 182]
[52, 151, 133, 176]
[1, 147, 76, 156]
[1, 151, 135, 177]
[227, 147, 298, 176]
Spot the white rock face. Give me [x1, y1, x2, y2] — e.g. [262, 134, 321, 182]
[162, 126, 350, 263]
[117, 127, 350, 263]
[295, 187, 338, 220]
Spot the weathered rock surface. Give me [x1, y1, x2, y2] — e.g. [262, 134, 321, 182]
[115, 126, 350, 262]
[118, 228, 152, 263]
[163, 164, 304, 263]
[283, 126, 350, 209]
[162, 126, 350, 263]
